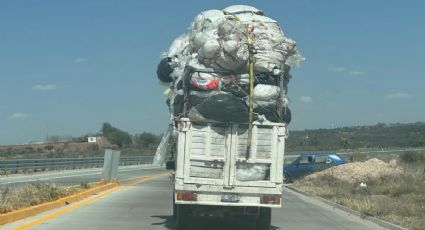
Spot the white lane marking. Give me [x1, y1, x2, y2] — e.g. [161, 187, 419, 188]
[0, 172, 102, 185]
[0, 171, 101, 184]
[0, 166, 161, 185]
[118, 166, 160, 172]
[0, 165, 157, 181]
[0, 168, 101, 180]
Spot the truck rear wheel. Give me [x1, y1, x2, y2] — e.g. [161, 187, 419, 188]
[257, 207, 271, 230]
[283, 172, 291, 183]
[175, 205, 190, 230]
[172, 194, 177, 219]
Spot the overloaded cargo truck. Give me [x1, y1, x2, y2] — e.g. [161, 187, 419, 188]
[155, 4, 302, 230]
[168, 117, 287, 230]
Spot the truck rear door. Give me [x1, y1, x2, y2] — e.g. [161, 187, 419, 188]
[230, 123, 285, 187]
[180, 122, 229, 186]
[178, 120, 285, 188]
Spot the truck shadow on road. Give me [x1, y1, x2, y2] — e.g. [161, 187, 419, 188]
[151, 215, 175, 229]
[151, 215, 279, 230]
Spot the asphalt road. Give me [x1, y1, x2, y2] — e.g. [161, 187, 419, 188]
[4, 173, 385, 230]
[0, 165, 163, 188]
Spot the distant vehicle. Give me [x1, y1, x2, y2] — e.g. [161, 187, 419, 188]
[283, 153, 347, 183]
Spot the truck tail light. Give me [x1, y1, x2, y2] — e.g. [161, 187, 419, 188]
[176, 192, 197, 201]
[260, 195, 280, 205]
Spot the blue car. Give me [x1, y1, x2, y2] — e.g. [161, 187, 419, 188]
[283, 153, 347, 183]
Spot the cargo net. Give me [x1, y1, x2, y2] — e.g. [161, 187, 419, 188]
[157, 5, 303, 125]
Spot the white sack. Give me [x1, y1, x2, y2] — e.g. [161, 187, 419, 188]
[192, 29, 219, 51]
[168, 34, 190, 57]
[192, 9, 225, 31]
[254, 84, 280, 100]
[191, 72, 219, 81]
[198, 39, 220, 59]
[153, 125, 174, 166]
[223, 5, 262, 15]
[236, 163, 268, 181]
[235, 13, 277, 23]
[237, 73, 250, 84]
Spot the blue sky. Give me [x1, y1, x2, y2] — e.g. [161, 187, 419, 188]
[1, 0, 424, 144]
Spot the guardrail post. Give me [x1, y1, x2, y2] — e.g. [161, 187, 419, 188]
[102, 149, 121, 181]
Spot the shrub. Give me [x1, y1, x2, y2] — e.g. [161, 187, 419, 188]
[348, 152, 368, 162]
[400, 152, 425, 163]
[0, 183, 82, 214]
[294, 170, 425, 230]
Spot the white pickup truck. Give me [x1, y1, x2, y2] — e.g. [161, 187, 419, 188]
[168, 118, 287, 230]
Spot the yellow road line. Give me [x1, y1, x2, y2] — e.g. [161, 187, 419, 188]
[13, 172, 168, 230]
[124, 172, 169, 187]
[0, 182, 118, 226]
[14, 186, 120, 230]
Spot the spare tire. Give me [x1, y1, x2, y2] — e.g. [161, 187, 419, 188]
[156, 57, 173, 83]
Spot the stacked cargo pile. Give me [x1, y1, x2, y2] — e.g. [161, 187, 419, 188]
[157, 5, 303, 124]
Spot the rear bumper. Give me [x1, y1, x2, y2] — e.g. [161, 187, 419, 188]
[174, 182, 282, 208]
[175, 195, 281, 208]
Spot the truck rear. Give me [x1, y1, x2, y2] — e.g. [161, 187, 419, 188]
[171, 118, 286, 230]
[155, 4, 302, 230]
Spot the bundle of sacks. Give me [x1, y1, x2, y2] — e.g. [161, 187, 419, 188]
[157, 5, 303, 124]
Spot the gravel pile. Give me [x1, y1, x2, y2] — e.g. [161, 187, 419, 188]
[305, 158, 403, 183]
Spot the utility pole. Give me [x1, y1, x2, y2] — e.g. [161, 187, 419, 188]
[46, 123, 49, 143]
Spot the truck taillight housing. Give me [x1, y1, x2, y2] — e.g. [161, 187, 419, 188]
[260, 195, 280, 205]
[176, 191, 197, 201]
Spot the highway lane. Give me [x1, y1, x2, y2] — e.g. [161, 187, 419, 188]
[4, 174, 385, 230]
[0, 165, 163, 188]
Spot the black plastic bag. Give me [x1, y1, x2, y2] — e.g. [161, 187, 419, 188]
[189, 92, 249, 122]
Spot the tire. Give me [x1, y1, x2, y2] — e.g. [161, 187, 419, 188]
[283, 172, 291, 183]
[257, 207, 271, 230]
[172, 194, 177, 219]
[175, 205, 190, 230]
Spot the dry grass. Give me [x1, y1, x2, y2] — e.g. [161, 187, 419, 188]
[0, 182, 97, 214]
[294, 161, 425, 230]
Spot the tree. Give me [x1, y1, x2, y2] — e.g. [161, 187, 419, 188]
[134, 132, 161, 148]
[101, 122, 132, 148]
[340, 137, 350, 149]
[47, 135, 74, 143]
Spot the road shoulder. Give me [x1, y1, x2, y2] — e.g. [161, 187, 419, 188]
[285, 185, 407, 230]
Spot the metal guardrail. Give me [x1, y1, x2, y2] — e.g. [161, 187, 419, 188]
[0, 156, 154, 172]
[285, 147, 425, 156]
[1, 147, 423, 172]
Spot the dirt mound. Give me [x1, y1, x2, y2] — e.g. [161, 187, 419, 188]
[305, 158, 403, 183]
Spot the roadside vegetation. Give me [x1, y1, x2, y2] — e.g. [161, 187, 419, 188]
[293, 151, 425, 230]
[286, 122, 425, 151]
[3, 121, 424, 159]
[0, 122, 161, 160]
[0, 182, 98, 214]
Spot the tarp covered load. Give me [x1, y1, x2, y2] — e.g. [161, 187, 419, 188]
[158, 4, 303, 124]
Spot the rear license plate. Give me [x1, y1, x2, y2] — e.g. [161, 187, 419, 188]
[221, 193, 240, 203]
